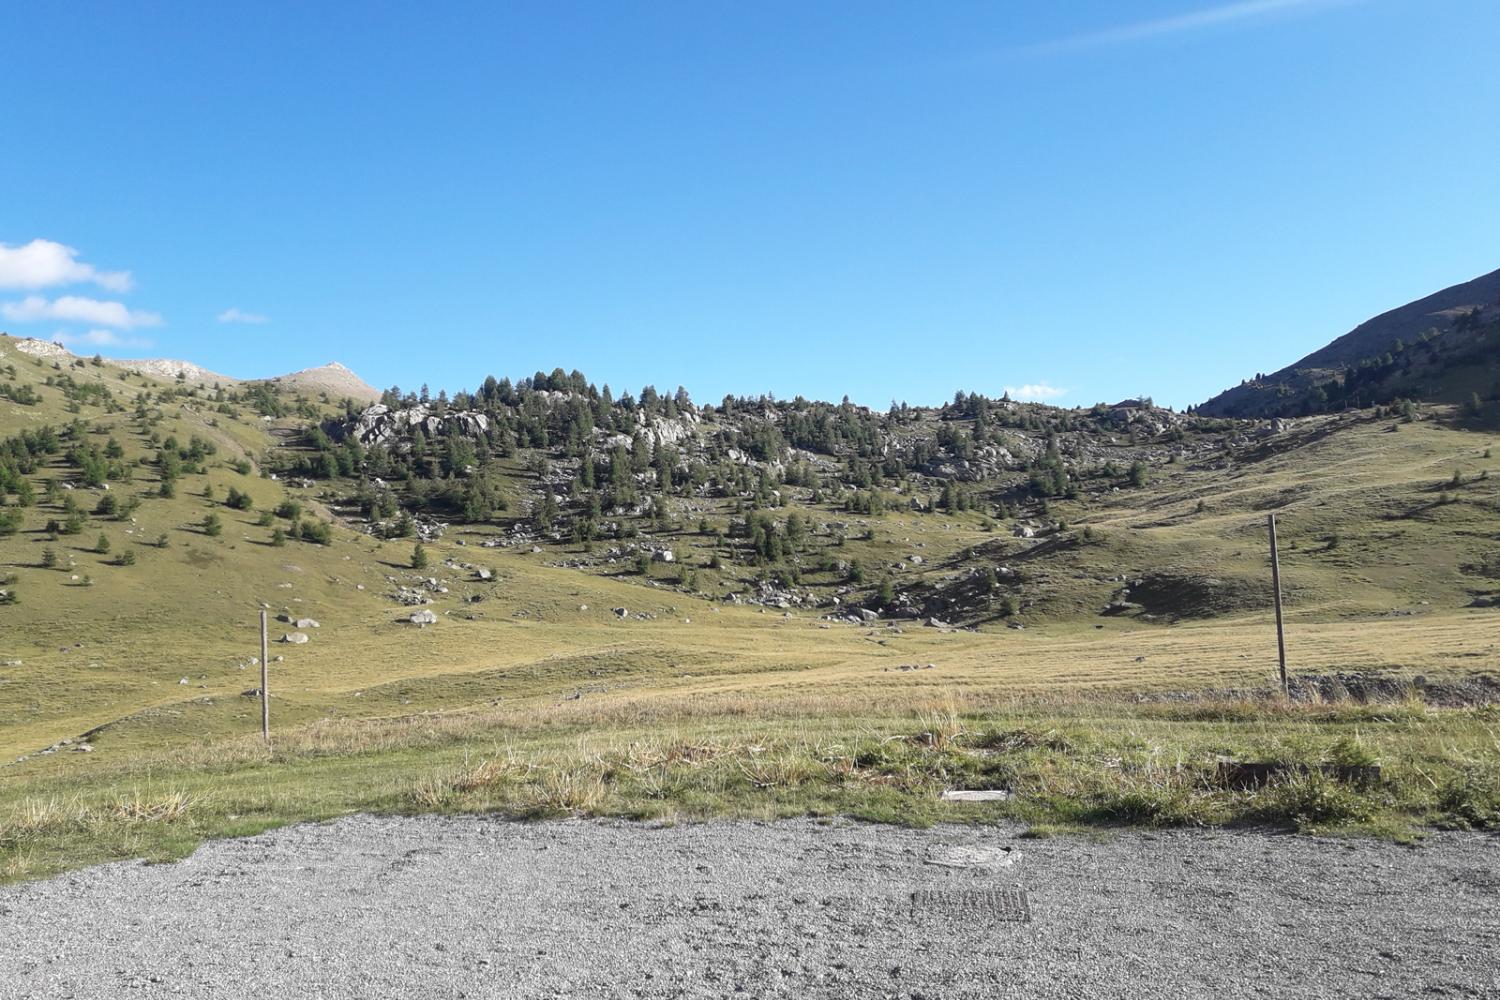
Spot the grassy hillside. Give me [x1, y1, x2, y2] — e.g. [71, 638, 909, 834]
[1, 334, 1498, 878]
[1199, 266, 1500, 418]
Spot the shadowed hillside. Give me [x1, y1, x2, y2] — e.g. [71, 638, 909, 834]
[1199, 267, 1500, 419]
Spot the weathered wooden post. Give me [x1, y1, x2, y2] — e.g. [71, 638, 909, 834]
[259, 609, 271, 743]
[1267, 513, 1288, 696]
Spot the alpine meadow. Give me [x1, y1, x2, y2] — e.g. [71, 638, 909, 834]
[4, 5, 1500, 995]
[3, 266, 1499, 881]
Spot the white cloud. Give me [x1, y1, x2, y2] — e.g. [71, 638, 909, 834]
[1025, 0, 1362, 53]
[1004, 382, 1067, 401]
[0, 239, 133, 292]
[217, 307, 269, 324]
[1, 295, 162, 329]
[54, 328, 153, 349]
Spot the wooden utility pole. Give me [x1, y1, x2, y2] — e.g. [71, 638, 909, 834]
[259, 611, 271, 743]
[1267, 514, 1288, 696]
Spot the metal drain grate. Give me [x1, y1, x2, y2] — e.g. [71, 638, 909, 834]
[910, 888, 1032, 922]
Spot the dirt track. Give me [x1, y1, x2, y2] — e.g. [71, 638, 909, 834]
[2, 815, 1497, 998]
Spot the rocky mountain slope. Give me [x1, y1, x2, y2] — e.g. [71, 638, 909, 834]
[257, 361, 380, 402]
[1, 335, 376, 400]
[1199, 266, 1500, 419]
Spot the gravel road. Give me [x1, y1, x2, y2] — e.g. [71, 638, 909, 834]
[2, 815, 1497, 999]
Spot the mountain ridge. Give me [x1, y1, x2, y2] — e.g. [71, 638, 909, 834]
[0, 334, 378, 401]
[1199, 266, 1500, 418]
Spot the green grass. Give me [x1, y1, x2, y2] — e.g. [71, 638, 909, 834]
[2, 337, 1499, 881]
[4, 694, 1498, 882]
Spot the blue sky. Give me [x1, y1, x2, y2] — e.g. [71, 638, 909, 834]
[2, 0, 1496, 408]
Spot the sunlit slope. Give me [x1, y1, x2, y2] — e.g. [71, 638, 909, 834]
[1, 337, 1497, 767]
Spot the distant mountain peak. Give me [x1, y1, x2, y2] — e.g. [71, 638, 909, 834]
[260, 361, 380, 402]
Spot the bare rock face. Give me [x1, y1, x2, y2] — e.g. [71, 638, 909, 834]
[638, 412, 700, 451]
[7, 336, 75, 363]
[409, 609, 438, 626]
[350, 404, 490, 450]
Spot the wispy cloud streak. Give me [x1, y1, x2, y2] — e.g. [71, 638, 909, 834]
[217, 308, 269, 325]
[1023, 0, 1362, 54]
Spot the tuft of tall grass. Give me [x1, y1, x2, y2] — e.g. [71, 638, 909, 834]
[1248, 771, 1376, 830]
[1435, 767, 1500, 829]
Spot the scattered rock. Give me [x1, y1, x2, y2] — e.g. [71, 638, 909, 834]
[939, 790, 1012, 804]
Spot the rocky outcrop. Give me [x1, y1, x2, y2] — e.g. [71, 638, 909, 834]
[350, 404, 490, 449]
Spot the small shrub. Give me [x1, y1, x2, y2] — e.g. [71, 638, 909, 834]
[225, 486, 253, 511]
